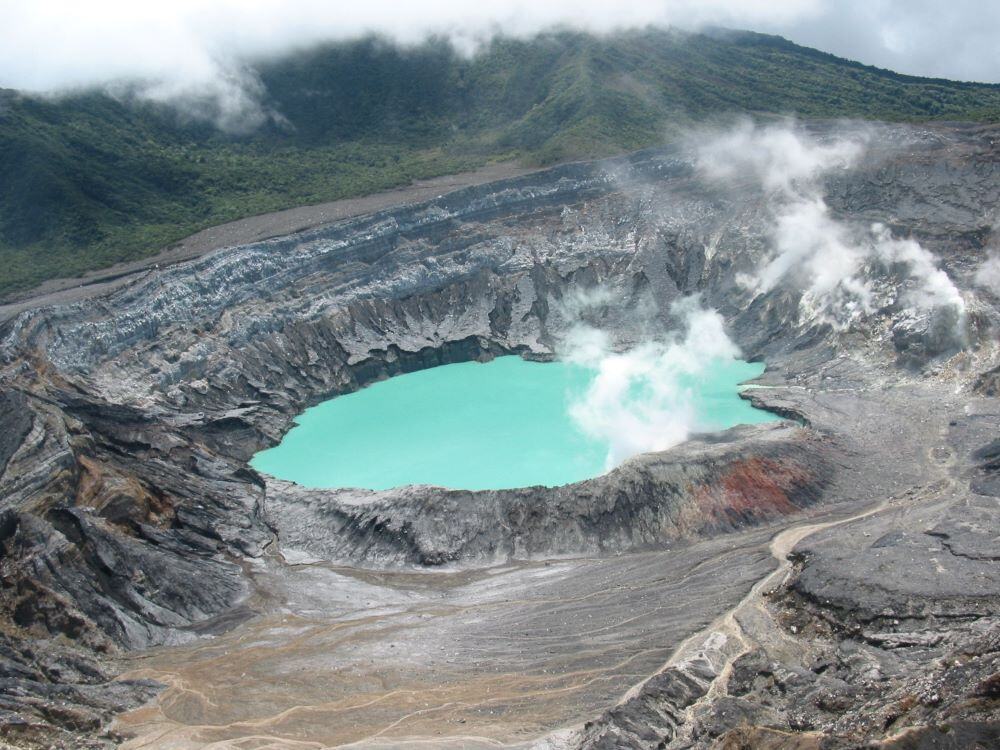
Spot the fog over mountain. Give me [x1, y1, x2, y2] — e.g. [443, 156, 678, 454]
[1, 0, 998, 125]
[1, 2, 999, 748]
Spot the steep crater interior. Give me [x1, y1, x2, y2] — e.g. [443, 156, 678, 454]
[0, 121, 997, 749]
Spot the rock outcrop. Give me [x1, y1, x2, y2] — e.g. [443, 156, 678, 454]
[0, 122, 996, 747]
[267, 423, 831, 567]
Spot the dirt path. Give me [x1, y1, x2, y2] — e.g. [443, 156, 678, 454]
[608, 497, 897, 719]
[0, 161, 535, 322]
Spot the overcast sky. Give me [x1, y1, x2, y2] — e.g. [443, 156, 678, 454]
[0, 1, 997, 118]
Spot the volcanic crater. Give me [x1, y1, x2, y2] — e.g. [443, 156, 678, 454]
[0, 122, 997, 749]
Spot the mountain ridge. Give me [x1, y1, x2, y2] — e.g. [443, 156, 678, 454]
[2, 26, 999, 299]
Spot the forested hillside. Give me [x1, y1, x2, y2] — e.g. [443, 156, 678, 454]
[2, 27, 998, 298]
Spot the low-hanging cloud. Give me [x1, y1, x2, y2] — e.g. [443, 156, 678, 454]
[1, 2, 998, 131]
[696, 121, 966, 334]
[561, 295, 743, 470]
[0, 1, 815, 123]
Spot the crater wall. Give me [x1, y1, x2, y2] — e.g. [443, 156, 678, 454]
[0, 123, 997, 746]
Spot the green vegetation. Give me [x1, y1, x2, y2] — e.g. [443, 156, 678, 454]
[2, 27, 999, 299]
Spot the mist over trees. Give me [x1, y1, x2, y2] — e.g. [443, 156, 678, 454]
[2, 28, 999, 298]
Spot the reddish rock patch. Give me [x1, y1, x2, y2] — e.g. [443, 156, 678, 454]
[689, 456, 815, 532]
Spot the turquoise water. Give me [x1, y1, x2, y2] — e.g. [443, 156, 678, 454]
[250, 355, 778, 491]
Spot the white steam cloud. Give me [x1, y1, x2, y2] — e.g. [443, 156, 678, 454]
[976, 252, 1000, 296]
[697, 121, 966, 333]
[695, 121, 864, 194]
[2, 2, 998, 131]
[561, 296, 742, 470]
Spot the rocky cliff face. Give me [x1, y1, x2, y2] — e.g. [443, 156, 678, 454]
[0, 123, 997, 748]
[267, 424, 831, 567]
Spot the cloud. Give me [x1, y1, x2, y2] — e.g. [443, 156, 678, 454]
[754, 0, 1000, 84]
[0, 1, 818, 92]
[697, 120, 966, 335]
[1, 2, 998, 131]
[561, 295, 742, 469]
[109, 68, 273, 134]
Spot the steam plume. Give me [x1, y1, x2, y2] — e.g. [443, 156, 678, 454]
[976, 252, 1000, 296]
[697, 121, 966, 333]
[561, 295, 742, 469]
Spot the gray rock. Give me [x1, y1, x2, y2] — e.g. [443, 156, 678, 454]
[0, 122, 996, 746]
